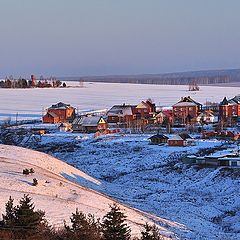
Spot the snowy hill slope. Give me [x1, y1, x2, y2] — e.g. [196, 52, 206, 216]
[0, 144, 182, 238]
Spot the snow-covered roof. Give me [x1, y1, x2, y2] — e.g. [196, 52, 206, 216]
[49, 102, 74, 110]
[107, 105, 135, 116]
[73, 116, 104, 126]
[168, 135, 184, 141]
[48, 112, 59, 118]
[136, 101, 148, 109]
[149, 134, 168, 140]
[173, 102, 197, 107]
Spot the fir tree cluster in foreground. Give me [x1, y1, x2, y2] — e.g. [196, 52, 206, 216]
[0, 195, 164, 240]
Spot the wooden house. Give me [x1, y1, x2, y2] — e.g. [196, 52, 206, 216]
[172, 96, 202, 125]
[72, 116, 107, 133]
[148, 134, 168, 145]
[43, 102, 75, 124]
[168, 133, 192, 146]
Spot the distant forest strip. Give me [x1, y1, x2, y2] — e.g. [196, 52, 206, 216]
[60, 69, 240, 85]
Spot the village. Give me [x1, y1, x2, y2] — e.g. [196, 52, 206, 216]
[2, 94, 238, 169]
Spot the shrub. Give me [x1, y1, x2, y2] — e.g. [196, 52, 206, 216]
[32, 178, 38, 186]
[23, 169, 30, 175]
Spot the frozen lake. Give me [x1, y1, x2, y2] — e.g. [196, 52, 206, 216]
[0, 82, 239, 120]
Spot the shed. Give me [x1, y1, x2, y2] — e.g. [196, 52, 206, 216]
[72, 116, 107, 133]
[168, 134, 192, 146]
[148, 134, 169, 145]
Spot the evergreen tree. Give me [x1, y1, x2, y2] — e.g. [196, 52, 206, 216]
[14, 194, 46, 232]
[2, 196, 15, 227]
[64, 208, 101, 240]
[140, 223, 163, 240]
[102, 203, 131, 240]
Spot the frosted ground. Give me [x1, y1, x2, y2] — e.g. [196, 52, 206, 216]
[0, 144, 180, 239]
[1, 82, 240, 239]
[31, 133, 240, 240]
[0, 82, 240, 120]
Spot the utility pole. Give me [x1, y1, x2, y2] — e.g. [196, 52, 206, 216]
[16, 112, 18, 124]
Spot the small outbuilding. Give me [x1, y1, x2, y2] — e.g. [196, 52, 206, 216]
[148, 134, 169, 145]
[168, 133, 193, 147]
[72, 116, 107, 133]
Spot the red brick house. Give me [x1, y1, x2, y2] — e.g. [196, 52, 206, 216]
[134, 100, 156, 119]
[172, 96, 202, 125]
[107, 104, 136, 127]
[43, 102, 76, 123]
[219, 96, 240, 123]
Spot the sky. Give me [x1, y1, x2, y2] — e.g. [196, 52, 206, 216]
[0, 0, 240, 78]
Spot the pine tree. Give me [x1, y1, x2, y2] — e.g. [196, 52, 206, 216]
[65, 208, 102, 240]
[102, 203, 131, 240]
[140, 223, 163, 240]
[14, 194, 46, 232]
[2, 196, 15, 227]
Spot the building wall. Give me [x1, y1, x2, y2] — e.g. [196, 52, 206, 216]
[168, 139, 185, 146]
[42, 114, 59, 123]
[173, 105, 199, 123]
[47, 108, 75, 122]
[219, 105, 240, 119]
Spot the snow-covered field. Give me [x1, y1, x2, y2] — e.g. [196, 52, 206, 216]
[0, 82, 240, 120]
[30, 133, 239, 240]
[0, 144, 182, 239]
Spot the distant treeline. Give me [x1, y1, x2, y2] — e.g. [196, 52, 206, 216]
[0, 76, 66, 88]
[61, 68, 240, 85]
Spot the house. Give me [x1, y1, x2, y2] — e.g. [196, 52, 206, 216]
[148, 134, 168, 145]
[43, 102, 75, 124]
[72, 116, 107, 133]
[154, 110, 173, 125]
[196, 110, 218, 124]
[107, 104, 136, 127]
[172, 96, 202, 125]
[134, 100, 156, 120]
[42, 112, 59, 124]
[219, 96, 240, 123]
[168, 133, 192, 146]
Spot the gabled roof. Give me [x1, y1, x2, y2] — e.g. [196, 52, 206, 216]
[73, 116, 105, 127]
[168, 135, 184, 141]
[136, 101, 149, 109]
[155, 112, 166, 118]
[168, 134, 192, 141]
[230, 95, 240, 104]
[179, 133, 192, 140]
[107, 104, 136, 116]
[219, 97, 228, 106]
[146, 100, 155, 109]
[49, 102, 74, 110]
[197, 110, 216, 118]
[173, 96, 202, 107]
[47, 112, 59, 118]
[148, 134, 168, 140]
